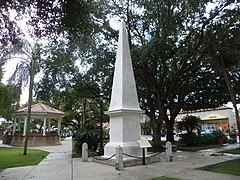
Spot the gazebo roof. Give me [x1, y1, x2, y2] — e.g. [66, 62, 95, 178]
[13, 103, 64, 118]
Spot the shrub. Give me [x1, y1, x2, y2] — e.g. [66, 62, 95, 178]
[212, 130, 227, 144]
[212, 130, 225, 138]
[200, 130, 227, 145]
[72, 120, 100, 157]
[180, 133, 198, 146]
[200, 134, 215, 145]
[178, 115, 201, 146]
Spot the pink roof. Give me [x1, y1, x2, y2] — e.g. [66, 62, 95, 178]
[14, 103, 64, 115]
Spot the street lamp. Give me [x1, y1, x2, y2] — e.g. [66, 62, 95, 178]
[99, 93, 104, 155]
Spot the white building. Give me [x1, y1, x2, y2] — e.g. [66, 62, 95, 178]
[175, 106, 237, 131]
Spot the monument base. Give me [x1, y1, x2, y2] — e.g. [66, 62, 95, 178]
[104, 141, 141, 157]
[94, 152, 161, 167]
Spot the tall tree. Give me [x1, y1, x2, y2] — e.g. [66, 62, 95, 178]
[0, 1, 24, 48]
[62, 0, 237, 147]
[86, 0, 236, 146]
[204, 4, 240, 143]
[8, 40, 42, 155]
[2, 0, 239, 148]
[35, 40, 79, 108]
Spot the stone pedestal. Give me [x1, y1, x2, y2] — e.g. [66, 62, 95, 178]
[104, 110, 142, 157]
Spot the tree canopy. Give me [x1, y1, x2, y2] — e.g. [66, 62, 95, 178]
[1, 0, 239, 147]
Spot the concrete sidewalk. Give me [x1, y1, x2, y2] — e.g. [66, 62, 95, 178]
[0, 138, 239, 180]
[0, 138, 72, 180]
[72, 145, 240, 180]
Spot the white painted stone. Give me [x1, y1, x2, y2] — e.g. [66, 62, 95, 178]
[107, 19, 141, 113]
[13, 117, 17, 134]
[166, 141, 173, 162]
[58, 119, 61, 135]
[104, 18, 143, 157]
[23, 116, 27, 136]
[82, 143, 88, 162]
[115, 145, 123, 170]
[43, 116, 47, 136]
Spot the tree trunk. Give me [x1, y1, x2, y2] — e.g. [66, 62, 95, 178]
[166, 118, 175, 142]
[220, 59, 240, 147]
[152, 123, 161, 148]
[23, 60, 35, 155]
[147, 109, 162, 149]
[82, 98, 86, 127]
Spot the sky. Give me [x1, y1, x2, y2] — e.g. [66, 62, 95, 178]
[2, 59, 35, 104]
[2, 9, 35, 104]
[1, 8, 121, 105]
[2, 2, 239, 109]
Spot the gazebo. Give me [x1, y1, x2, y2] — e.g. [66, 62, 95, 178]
[10, 103, 64, 146]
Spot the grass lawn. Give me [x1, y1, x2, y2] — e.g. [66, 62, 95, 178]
[147, 176, 178, 180]
[0, 147, 49, 169]
[220, 148, 240, 154]
[177, 144, 223, 152]
[200, 158, 240, 176]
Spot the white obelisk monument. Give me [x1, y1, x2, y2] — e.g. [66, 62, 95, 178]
[104, 17, 143, 157]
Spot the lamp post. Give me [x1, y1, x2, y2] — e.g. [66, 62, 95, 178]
[99, 93, 104, 155]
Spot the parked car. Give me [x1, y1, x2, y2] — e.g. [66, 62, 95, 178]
[176, 131, 187, 140]
[201, 130, 213, 135]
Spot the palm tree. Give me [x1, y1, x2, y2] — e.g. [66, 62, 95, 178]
[178, 115, 201, 146]
[8, 39, 41, 155]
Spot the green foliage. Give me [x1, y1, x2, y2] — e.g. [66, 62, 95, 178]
[0, 84, 20, 119]
[178, 115, 201, 134]
[142, 121, 152, 135]
[200, 158, 240, 176]
[229, 130, 237, 139]
[199, 134, 216, 146]
[177, 144, 224, 152]
[213, 130, 228, 144]
[180, 133, 199, 146]
[220, 148, 240, 154]
[59, 135, 66, 141]
[73, 119, 100, 154]
[212, 130, 226, 139]
[178, 115, 201, 146]
[2, 0, 239, 149]
[0, 147, 49, 169]
[8, 40, 42, 87]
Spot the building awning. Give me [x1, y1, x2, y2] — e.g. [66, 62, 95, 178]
[201, 114, 227, 121]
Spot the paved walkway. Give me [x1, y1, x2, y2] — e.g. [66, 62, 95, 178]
[0, 139, 72, 180]
[0, 138, 240, 180]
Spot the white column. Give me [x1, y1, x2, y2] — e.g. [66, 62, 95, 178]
[23, 116, 27, 136]
[48, 119, 51, 131]
[43, 116, 47, 136]
[17, 118, 21, 132]
[58, 119, 61, 135]
[12, 116, 17, 135]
